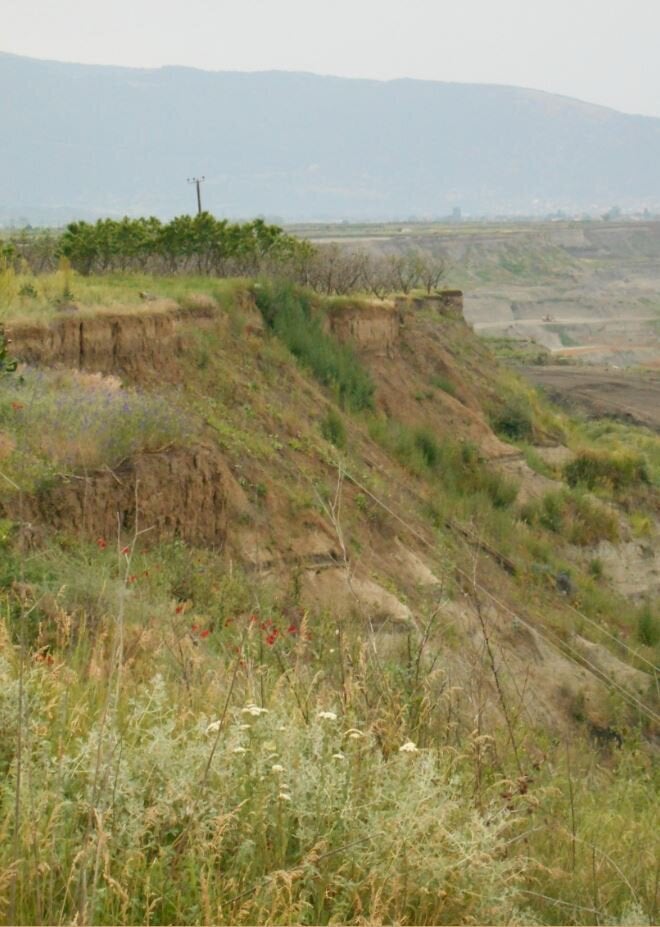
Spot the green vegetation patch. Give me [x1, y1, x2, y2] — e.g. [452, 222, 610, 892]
[564, 448, 650, 492]
[368, 419, 517, 510]
[521, 489, 620, 546]
[255, 281, 375, 412]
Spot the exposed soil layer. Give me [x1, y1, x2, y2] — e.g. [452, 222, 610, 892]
[3, 301, 247, 382]
[3, 444, 240, 547]
[519, 365, 660, 431]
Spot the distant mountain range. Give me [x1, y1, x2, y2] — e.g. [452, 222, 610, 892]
[2, 51, 660, 224]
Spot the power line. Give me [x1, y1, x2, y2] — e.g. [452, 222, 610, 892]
[336, 463, 660, 726]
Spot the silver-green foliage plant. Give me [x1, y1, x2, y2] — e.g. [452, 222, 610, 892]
[0, 652, 527, 926]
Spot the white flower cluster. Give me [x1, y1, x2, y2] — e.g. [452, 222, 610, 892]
[317, 710, 338, 721]
[399, 741, 418, 753]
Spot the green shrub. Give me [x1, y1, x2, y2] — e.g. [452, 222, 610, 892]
[564, 450, 649, 492]
[430, 374, 457, 397]
[636, 602, 659, 647]
[490, 395, 534, 441]
[320, 408, 347, 448]
[522, 489, 619, 546]
[414, 427, 441, 468]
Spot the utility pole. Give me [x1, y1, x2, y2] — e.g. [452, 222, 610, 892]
[187, 176, 205, 215]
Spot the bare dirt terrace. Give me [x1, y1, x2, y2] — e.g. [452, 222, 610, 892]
[520, 364, 660, 431]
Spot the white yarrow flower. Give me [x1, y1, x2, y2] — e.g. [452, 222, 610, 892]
[317, 710, 338, 721]
[332, 752, 346, 761]
[232, 746, 248, 754]
[205, 720, 221, 734]
[271, 764, 285, 773]
[278, 792, 292, 802]
[399, 741, 418, 753]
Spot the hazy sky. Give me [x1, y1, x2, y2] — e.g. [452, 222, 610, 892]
[3, 0, 659, 118]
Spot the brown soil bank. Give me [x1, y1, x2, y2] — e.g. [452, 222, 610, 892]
[3, 444, 238, 547]
[4, 301, 220, 380]
[520, 365, 660, 432]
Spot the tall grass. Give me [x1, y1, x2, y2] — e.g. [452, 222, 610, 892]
[0, 539, 656, 926]
[255, 282, 375, 412]
[0, 269, 244, 323]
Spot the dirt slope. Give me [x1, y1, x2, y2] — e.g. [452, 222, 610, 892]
[4, 289, 656, 737]
[520, 365, 660, 432]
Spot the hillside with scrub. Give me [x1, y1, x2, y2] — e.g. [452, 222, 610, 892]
[0, 228, 659, 926]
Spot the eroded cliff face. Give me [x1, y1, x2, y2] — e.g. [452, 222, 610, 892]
[5, 443, 240, 547]
[326, 301, 402, 356]
[5, 304, 211, 379]
[325, 292, 466, 357]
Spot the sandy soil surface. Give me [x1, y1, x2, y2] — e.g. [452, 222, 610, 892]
[520, 365, 660, 431]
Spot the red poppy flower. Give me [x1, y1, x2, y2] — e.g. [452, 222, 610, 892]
[199, 629, 210, 639]
[266, 632, 277, 646]
[121, 546, 130, 555]
[287, 624, 298, 635]
[96, 537, 107, 550]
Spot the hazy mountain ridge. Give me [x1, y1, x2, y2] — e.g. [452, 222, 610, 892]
[2, 50, 660, 222]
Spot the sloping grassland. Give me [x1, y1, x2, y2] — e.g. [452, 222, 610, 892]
[0, 277, 658, 925]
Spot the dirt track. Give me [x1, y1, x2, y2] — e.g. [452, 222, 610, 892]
[520, 365, 660, 431]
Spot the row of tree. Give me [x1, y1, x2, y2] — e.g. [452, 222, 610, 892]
[1, 215, 447, 296]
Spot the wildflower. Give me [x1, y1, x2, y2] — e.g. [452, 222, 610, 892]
[265, 631, 278, 646]
[271, 764, 285, 773]
[232, 746, 247, 754]
[206, 720, 221, 734]
[199, 629, 210, 639]
[399, 741, 418, 753]
[96, 537, 107, 550]
[175, 604, 185, 614]
[317, 711, 337, 721]
[332, 752, 346, 761]
[11, 401, 24, 412]
[121, 545, 130, 555]
[277, 792, 292, 802]
[287, 624, 298, 635]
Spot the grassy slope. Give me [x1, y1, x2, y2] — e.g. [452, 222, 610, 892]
[0, 274, 658, 925]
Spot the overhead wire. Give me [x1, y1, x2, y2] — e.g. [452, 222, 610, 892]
[336, 463, 660, 727]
